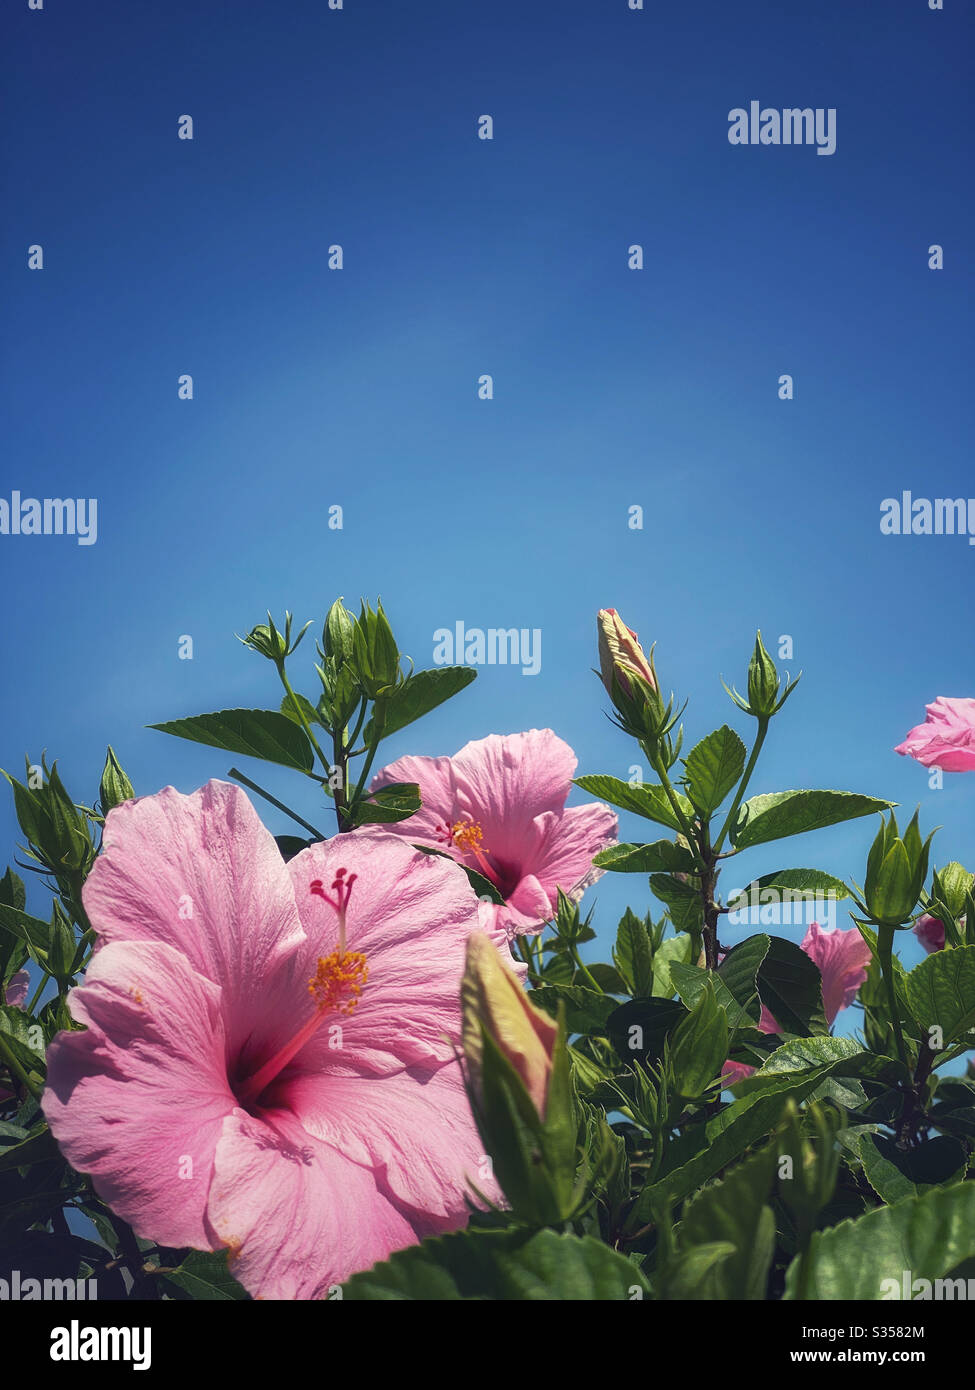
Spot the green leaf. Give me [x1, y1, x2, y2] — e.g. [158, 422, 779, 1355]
[649, 874, 704, 933]
[726, 869, 852, 912]
[149, 709, 315, 773]
[606, 997, 687, 1065]
[0, 904, 50, 965]
[670, 983, 728, 1100]
[364, 667, 477, 743]
[529, 985, 618, 1035]
[681, 1143, 777, 1299]
[613, 909, 654, 995]
[756, 934, 829, 1037]
[632, 1087, 796, 1218]
[574, 776, 694, 833]
[857, 1133, 967, 1204]
[594, 841, 696, 874]
[670, 961, 754, 1032]
[162, 1249, 249, 1300]
[279, 692, 323, 729]
[732, 790, 893, 851]
[904, 945, 975, 1048]
[715, 934, 770, 1027]
[652, 932, 693, 998]
[0, 868, 27, 913]
[0, 1126, 58, 1173]
[785, 1182, 975, 1299]
[343, 1227, 651, 1300]
[682, 725, 747, 815]
[350, 782, 421, 826]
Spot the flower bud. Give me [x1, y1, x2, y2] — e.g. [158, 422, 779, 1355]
[597, 609, 655, 699]
[913, 913, 946, 954]
[240, 610, 311, 665]
[462, 932, 557, 1118]
[863, 810, 935, 928]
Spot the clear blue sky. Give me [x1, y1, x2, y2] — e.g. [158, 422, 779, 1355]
[2, 0, 973, 989]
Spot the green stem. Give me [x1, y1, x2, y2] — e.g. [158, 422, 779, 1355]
[713, 717, 769, 854]
[227, 768, 327, 841]
[0, 1030, 42, 1100]
[647, 752, 701, 864]
[569, 943, 600, 991]
[277, 665, 334, 779]
[346, 702, 387, 819]
[26, 971, 51, 1015]
[876, 924, 908, 1069]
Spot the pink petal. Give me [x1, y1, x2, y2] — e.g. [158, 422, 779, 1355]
[207, 1108, 416, 1298]
[450, 730, 578, 861]
[287, 830, 482, 1075]
[285, 1060, 499, 1231]
[82, 781, 310, 1059]
[369, 753, 459, 844]
[42, 940, 233, 1251]
[800, 922, 872, 1025]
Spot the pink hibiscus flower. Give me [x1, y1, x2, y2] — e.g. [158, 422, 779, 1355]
[895, 697, 975, 772]
[42, 780, 505, 1299]
[367, 729, 617, 937]
[723, 922, 872, 1085]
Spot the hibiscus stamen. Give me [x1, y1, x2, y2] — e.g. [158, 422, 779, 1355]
[449, 819, 497, 883]
[236, 872, 366, 1106]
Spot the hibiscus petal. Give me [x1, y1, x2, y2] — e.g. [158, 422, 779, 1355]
[369, 753, 458, 844]
[525, 803, 617, 901]
[82, 781, 309, 1057]
[207, 1109, 416, 1298]
[284, 1060, 500, 1231]
[450, 730, 578, 858]
[287, 830, 481, 1074]
[42, 939, 233, 1251]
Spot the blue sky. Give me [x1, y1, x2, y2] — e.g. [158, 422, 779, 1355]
[1, 0, 973, 999]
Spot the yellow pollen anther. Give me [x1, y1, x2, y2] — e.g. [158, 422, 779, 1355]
[452, 819, 486, 854]
[308, 950, 369, 1017]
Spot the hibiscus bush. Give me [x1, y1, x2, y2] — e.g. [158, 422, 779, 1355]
[3, 598, 975, 1301]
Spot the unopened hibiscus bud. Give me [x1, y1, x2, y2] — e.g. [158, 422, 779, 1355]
[597, 609, 655, 700]
[241, 610, 312, 665]
[462, 932, 557, 1118]
[461, 933, 581, 1223]
[322, 596, 355, 664]
[726, 631, 800, 720]
[862, 809, 936, 928]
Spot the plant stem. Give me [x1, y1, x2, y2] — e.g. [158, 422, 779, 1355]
[713, 716, 769, 854]
[0, 1030, 42, 1100]
[277, 665, 334, 779]
[227, 768, 327, 841]
[876, 924, 908, 1070]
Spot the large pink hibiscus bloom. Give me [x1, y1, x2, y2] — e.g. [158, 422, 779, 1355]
[723, 922, 872, 1085]
[369, 729, 617, 937]
[42, 781, 504, 1299]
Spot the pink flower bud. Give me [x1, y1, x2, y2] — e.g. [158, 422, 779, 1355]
[597, 608, 656, 698]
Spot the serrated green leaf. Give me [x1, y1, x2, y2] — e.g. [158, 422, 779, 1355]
[683, 725, 746, 815]
[573, 776, 693, 833]
[150, 708, 315, 773]
[363, 667, 477, 744]
[732, 790, 893, 851]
